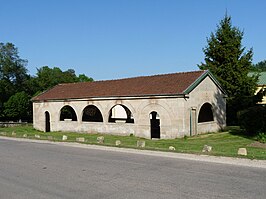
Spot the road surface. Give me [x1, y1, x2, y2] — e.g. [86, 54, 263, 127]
[0, 138, 265, 199]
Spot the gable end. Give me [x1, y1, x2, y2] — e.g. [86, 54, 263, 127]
[183, 70, 227, 96]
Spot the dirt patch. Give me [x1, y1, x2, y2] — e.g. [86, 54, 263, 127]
[249, 141, 266, 149]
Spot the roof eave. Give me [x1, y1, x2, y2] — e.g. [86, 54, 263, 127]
[32, 93, 188, 102]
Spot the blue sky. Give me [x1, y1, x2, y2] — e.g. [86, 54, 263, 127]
[1, 0, 265, 80]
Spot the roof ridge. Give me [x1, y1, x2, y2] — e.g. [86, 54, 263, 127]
[97, 70, 205, 82]
[65, 70, 206, 85]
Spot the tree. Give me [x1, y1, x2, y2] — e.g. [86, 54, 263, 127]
[0, 42, 29, 119]
[31, 66, 93, 94]
[77, 74, 94, 82]
[252, 60, 266, 71]
[0, 42, 94, 121]
[198, 15, 258, 125]
[3, 91, 31, 121]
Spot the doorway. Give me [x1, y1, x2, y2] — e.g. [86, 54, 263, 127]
[150, 111, 160, 139]
[45, 111, 50, 132]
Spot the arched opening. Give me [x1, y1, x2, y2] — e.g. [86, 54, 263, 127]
[60, 105, 77, 121]
[45, 111, 50, 132]
[108, 104, 134, 123]
[150, 111, 160, 139]
[198, 103, 214, 123]
[82, 105, 103, 122]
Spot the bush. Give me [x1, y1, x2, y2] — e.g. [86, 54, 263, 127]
[3, 91, 32, 121]
[238, 106, 266, 136]
[257, 133, 266, 143]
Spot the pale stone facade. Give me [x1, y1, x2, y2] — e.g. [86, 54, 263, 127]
[33, 72, 226, 139]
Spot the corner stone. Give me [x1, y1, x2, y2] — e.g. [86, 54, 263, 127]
[169, 146, 176, 151]
[62, 135, 68, 141]
[238, 148, 247, 156]
[76, 137, 85, 142]
[97, 136, 104, 144]
[137, 140, 145, 148]
[202, 145, 212, 152]
[35, 134, 41, 139]
[115, 140, 121, 146]
[0, 132, 7, 136]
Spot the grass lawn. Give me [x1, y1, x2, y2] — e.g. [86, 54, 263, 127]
[0, 125, 265, 160]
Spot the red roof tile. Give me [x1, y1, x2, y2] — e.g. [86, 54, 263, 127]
[32, 70, 206, 101]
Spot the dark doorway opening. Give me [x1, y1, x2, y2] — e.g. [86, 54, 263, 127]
[45, 111, 50, 132]
[150, 111, 160, 139]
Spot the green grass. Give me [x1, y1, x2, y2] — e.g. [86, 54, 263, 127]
[0, 125, 265, 160]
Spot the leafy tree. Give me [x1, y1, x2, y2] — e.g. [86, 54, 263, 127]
[0, 42, 94, 121]
[3, 91, 31, 121]
[198, 15, 258, 125]
[252, 60, 266, 71]
[0, 42, 29, 118]
[77, 74, 94, 82]
[31, 66, 93, 94]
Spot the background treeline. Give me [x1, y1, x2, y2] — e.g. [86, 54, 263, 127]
[0, 42, 93, 122]
[251, 60, 266, 72]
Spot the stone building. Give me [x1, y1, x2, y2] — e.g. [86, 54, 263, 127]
[32, 70, 226, 139]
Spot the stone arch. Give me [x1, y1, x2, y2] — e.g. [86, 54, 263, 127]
[139, 103, 172, 126]
[59, 105, 78, 121]
[198, 102, 214, 123]
[82, 105, 103, 122]
[108, 104, 134, 123]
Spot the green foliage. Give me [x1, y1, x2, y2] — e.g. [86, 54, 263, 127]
[0, 43, 29, 118]
[238, 106, 266, 136]
[257, 133, 266, 143]
[0, 42, 94, 121]
[3, 91, 31, 121]
[77, 74, 94, 82]
[31, 66, 93, 93]
[183, 135, 188, 140]
[198, 15, 258, 124]
[252, 60, 266, 72]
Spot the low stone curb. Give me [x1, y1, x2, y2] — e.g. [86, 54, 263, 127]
[1, 136, 266, 169]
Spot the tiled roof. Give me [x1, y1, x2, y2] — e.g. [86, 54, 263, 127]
[32, 70, 207, 101]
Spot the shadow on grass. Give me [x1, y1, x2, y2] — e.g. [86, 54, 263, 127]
[226, 126, 255, 140]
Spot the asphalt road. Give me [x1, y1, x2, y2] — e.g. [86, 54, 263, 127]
[0, 138, 265, 199]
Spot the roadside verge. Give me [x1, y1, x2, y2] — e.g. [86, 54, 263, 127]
[1, 136, 266, 169]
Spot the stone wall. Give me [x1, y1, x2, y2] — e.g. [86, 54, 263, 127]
[0, 122, 29, 128]
[185, 76, 226, 135]
[33, 97, 179, 139]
